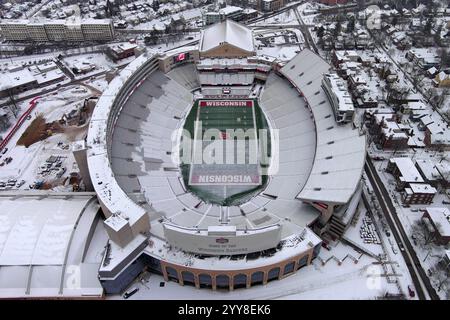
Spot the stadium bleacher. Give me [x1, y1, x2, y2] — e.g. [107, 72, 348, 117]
[167, 64, 201, 91]
[198, 72, 255, 86]
[259, 73, 316, 200]
[110, 69, 193, 206]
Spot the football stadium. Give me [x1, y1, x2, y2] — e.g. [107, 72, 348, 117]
[84, 20, 366, 292]
[183, 98, 269, 206]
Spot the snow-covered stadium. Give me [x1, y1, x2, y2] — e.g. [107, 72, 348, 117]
[84, 20, 366, 292]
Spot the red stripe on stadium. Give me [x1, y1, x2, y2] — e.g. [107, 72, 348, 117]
[313, 202, 329, 210]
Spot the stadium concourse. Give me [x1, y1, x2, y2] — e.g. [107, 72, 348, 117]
[79, 20, 366, 293]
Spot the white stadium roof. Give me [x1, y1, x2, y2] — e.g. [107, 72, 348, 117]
[200, 19, 254, 53]
[0, 193, 104, 299]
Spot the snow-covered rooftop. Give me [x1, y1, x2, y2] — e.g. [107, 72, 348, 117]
[0, 193, 103, 298]
[425, 207, 450, 237]
[200, 19, 254, 53]
[323, 73, 354, 112]
[415, 159, 441, 182]
[389, 157, 424, 184]
[406, 183, 436, 194]
[0, 68, 36, 91]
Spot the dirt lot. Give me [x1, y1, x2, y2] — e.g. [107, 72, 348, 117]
[17, 115, 63, 148]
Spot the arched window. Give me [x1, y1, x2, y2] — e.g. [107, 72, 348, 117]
[283, 261, 295, 275]
[181, 271, 195, 286]
[166, 266, 178, 282]
[216, 275, 230, 289]
[198, 274, 212, 289]
[298, 256, 308, 269]
[267, 267, 280, 282]
[251, 271, 264, 286]
[233, 274, 247, 289]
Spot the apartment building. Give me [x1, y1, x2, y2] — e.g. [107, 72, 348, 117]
[203, 6, 244, 25]
[81, 19, 115, 41]
[0, 18, 114, 42]
[262, 0, 284, 12]
[322, 73, 355, 124]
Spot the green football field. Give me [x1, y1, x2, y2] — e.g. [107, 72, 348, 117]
[181, 99, 270, 206]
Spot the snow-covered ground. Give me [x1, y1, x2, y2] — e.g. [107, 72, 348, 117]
[251, 9, 297, 26]
[257, 46, 301, 62]
[255, 30, 302, 61]
[368, 149, 450, 299]
[0, 84, 97, 191]
[129, 7, 203, 30]
[62, 53, 120, 77]
[109, 245, 400, 300]
[108, 198, 412, 300]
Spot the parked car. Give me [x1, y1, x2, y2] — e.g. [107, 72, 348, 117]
[408, 285, 415, 298]
[123, 287, 139, 299]
[16, 180, 25, 188]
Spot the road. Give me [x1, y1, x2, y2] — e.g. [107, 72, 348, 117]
[54, 58, 75, 80]
[0, 68, 117, 108]
[246, 1, 305, 25]
[293, 7, 318, 54]
[365, 157, 440, 300]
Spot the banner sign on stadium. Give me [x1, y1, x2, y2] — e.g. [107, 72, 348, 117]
[215, 238, 229, 244]
[199, 100, 253, 107]
[190, 174, 261, 185]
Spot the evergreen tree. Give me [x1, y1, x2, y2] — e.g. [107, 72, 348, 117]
[424, 17, 433, 35]
[347, 16, 355, 33]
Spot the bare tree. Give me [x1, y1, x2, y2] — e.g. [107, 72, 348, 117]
[6, 88, 19, 119]
[439, 48, 450, 68]
[430, 88, 449, 109]
[410, 68, 423, 90]
[410, 219, 435, 248]
[431, 260, 449, 293]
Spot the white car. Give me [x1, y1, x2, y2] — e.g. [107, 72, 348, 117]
[16, 180, 26, 188]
